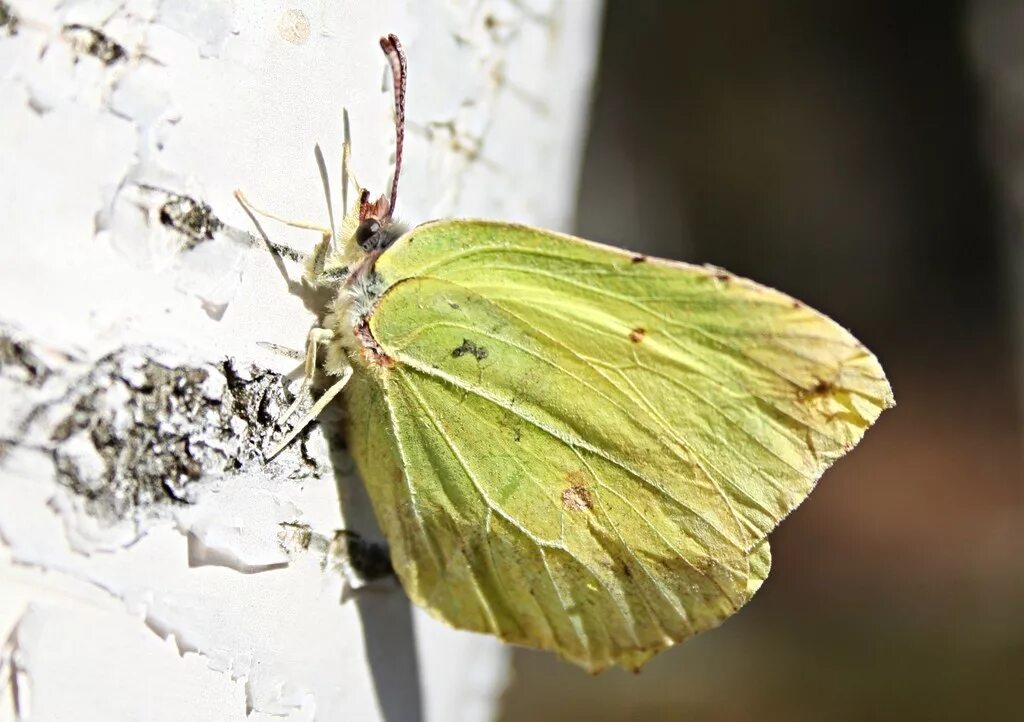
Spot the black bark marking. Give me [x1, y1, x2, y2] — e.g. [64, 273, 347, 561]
[63, 24, 127, 65]
[159, 194, 223, 248]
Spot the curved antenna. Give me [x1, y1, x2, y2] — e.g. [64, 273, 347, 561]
[379, 33, 407, 219]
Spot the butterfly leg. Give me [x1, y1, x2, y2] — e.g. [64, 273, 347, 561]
[279, 326, 335, 424]
[233, 190, 330, 240]
[256, 341, 303, 361]
[233, 189, 332, 262]
[265, 327, 352, 459]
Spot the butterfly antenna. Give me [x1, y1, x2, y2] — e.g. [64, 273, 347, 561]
[380, 33, 407, 220]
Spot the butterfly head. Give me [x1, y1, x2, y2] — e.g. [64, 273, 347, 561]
[349, 33, 408, 256]
[352, 188, 404, 253]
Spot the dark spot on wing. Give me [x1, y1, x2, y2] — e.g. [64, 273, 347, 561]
[798, 377, 836, 400]
[629, 327, 646, 343]
[714, 271, 731, 282]
[448, 301, 460, 310]
[623, 564, 633, 579]
[512, 427, 522, 442]
[561, 484, 593, 512]
[791, 300, 803, 309]
[452, 338, 487, 360]
[631, 255, 646, 264]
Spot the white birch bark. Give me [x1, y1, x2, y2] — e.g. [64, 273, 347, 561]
[0, 1, 603, 720]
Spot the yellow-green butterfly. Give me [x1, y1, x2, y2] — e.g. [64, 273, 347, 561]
[237, 34, 893, 672]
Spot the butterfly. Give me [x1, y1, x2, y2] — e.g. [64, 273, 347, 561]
[236, 34, 893, 672]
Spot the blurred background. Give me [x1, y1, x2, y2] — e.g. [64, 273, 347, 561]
[502, 1, 1023, 720]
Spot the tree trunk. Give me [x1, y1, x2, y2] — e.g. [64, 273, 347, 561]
[972, 1, 1024, 418]
[0, 2, 603, 720]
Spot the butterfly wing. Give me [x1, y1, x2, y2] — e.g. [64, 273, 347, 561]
[343, 220, 891, 670]
[344, 278, 763, 671]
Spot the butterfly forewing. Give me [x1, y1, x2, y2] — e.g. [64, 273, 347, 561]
[372, 221, 893, 545]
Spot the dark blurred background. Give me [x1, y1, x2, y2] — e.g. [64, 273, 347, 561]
[503, 1, 1023, 720]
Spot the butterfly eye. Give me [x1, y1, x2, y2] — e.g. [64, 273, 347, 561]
[355, 219, 382, 249]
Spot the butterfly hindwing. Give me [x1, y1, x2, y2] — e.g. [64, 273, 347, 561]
[344, 220, 891, 670]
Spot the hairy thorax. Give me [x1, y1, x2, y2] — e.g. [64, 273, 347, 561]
[322, 220, 406, 375]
